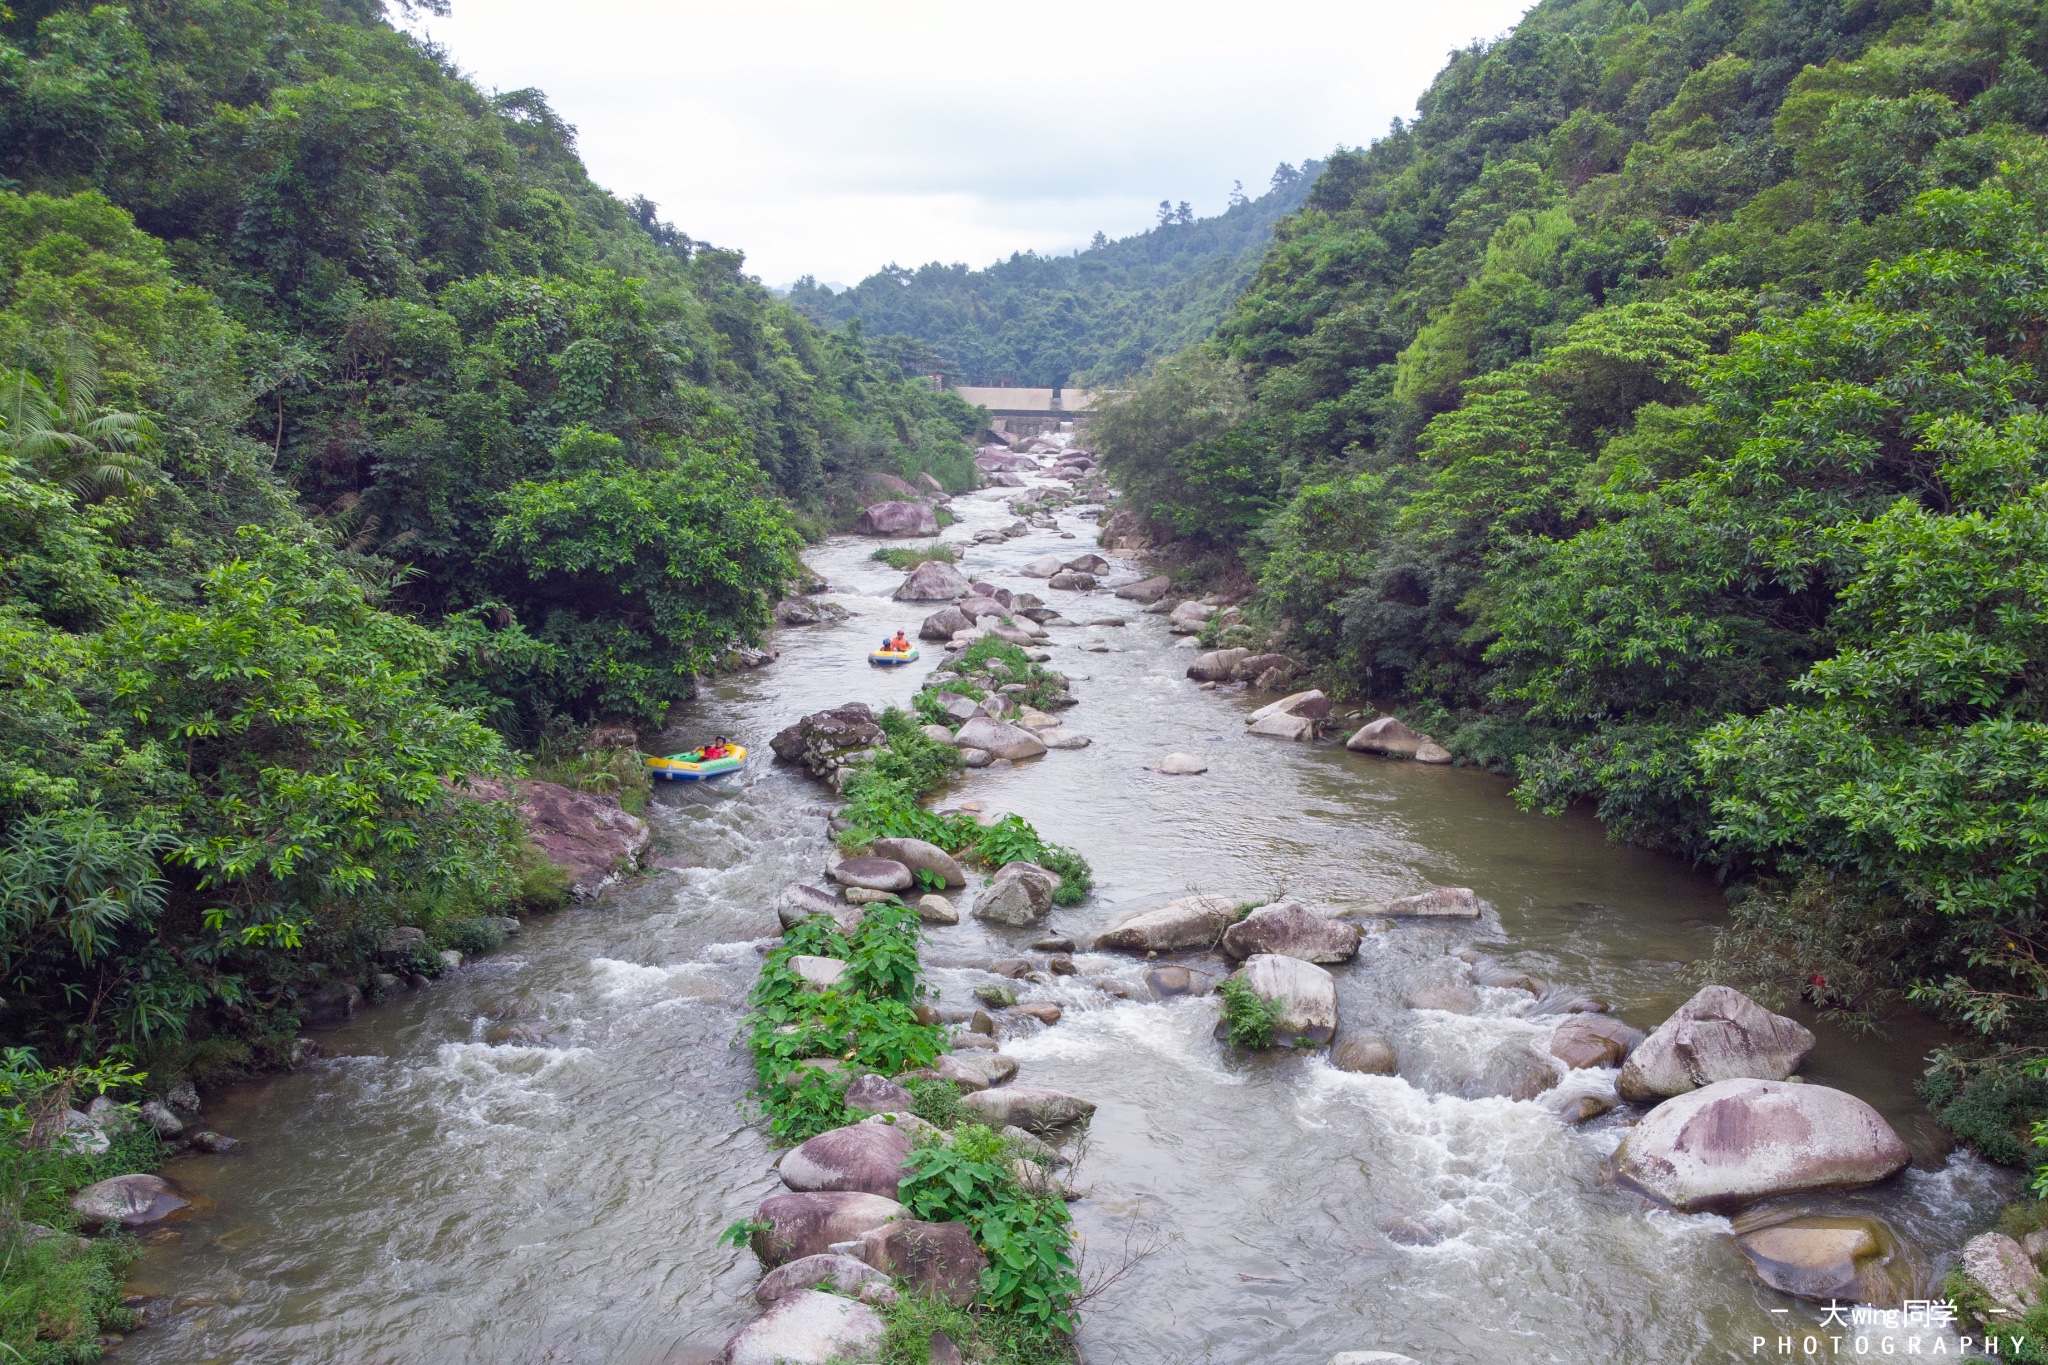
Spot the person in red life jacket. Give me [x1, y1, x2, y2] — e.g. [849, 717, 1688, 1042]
[701, 735, 730, 760]
[891, 629, 910, 653]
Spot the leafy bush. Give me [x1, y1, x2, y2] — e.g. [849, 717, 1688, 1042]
[871, 544, 959, 570]
[878, 1292, 1076, 1365]
[432, 917, 507, 958]
[1217, 975, 1283, 1049]
[898, 1125, 1081, 1333]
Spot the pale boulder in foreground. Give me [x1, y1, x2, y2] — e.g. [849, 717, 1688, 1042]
[1615, 985, 1815, 1102]
[1235, 953, 1338, 1047]
[722, 1289, 886, 1365]
[1095, 895, 1240, 952]
[1612, 1078, 1909, 1212]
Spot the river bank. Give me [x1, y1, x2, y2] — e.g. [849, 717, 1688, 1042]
[109, 463, 2017, 1364]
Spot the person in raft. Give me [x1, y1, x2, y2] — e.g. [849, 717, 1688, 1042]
[701, 735, 730, 760]
[891, 629, 910, 652]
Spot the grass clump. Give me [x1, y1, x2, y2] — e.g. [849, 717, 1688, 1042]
[1217, 974, 1284, 1049]
[951, 638, 1069, 713]
[871, 543, 960, 570]
[525, 724, 652, 815]
[879, 1293, 1077, 1365]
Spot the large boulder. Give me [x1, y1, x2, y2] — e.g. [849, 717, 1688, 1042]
[917, 471, 946, 497]
[1020, 555, 1064, 578]
[1612, 1079, 1911, 1212]
[1732, 1214, 1915, 1307]
[1960, 1231, 2044, 1316]
[1221, 902, 1361, 963]
[69, 1174, 188, 1230]
[1346, 716, 1428, 756]
[951, 717, 1046, 761]
[867, 838, 966, 889]
[1115, 575, 1172, 601]
[1549, 1014, 1646, 1070]
[853, 1218, 988, 1306]
[756, 1253, 897, 1308]
[856, 501, 939, 537]
[830, 858, 913, 892]
[971, 862, 1058, 926]
[751, 1191, 904, 1267]
[938, 1051, 1017, 1089]
[1247, 690, 1330, 725]
[722, 1290, 886, 1365]
[1247, 713, 1317, 741]
[1094, 895, 1239, 952]
[779, 1122, 916, 1199]
[463, 778, 651, 900]
[920, 606, 975, 639]
[959, 1087, 1096, 1134]
[1234, 954, 1338, 1047]
[958, 593, 1006, 619]
[1168, 601, 1216, 633]
[1064, 553, 1111, 574]
[770, 704, 885, 778]
[1046, 570, 1097, 591]
[1187, 648, 1253, 682]
[894, 560, 970, 600]
[1615, 986, 1816, 1102]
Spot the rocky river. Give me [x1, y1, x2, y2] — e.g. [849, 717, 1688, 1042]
[115, 460, 2016, 1364]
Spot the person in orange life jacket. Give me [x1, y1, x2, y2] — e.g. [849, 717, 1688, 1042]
[891, 630, 909, 652]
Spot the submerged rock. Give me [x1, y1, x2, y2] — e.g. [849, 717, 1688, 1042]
[1221, 901, 1360, 963]
[1405, 981, 1480, 1014]
[1331, 1034, 1398, 1075]
[1613, 1079, 1910, 1212]
[1150, 752, 1209, 774]
[1615, 985, 1815, 1102]
[1372, 887, 1480, 918]
[1549, 1015, 1646, 1070]
[70, 1174, 188, 1231]
[1732, 1213, 1916, 1307]
[1095, 895, 1239, 952]
[722, 1289, 886, 1365]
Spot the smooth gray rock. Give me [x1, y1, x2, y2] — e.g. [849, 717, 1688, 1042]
[1115, 575, 1171, 601]
[1020, 555, 1064, 578]
[779, 883, 858, 932]
[920, 606, 975, 639]
[789, 955, 848, 991]
[971, 862, 1058, 926]
[1248, 712, 1317, 740]
[1616, 985, 1816, 1102]
[1222, 902, 1360, 963]
[1095, 895, 1238, 952]
[842, 1074, 915, 1116]
[70, 1174, 188, 1230]
[751, 1191, 904, 1267]
[1150, 751, 1209, 774]
[1373, 887, 1481, 918]
[867, 838, 965, 889]
[1346, 716, 1429, 756]
[1331, 1035, 1398, 1075]
[960, 1086, 1096, 1134]
[1550, 1014, 1646, 1070]
[951, 717, 1046, 761]
[893, 559, 969, 600]
[830, 858, 914, 892]
[722, 1289, 887, 1365]
[1733, 1214, 1914, 1307]
[754, 1253, 897, 1308]
[915, 894, 959, 925]
[1613, 1079, 1910, 1212]
[780, 1122, 915, 1200]
[1235, 954, 1337, 1047]
[1246, 690, 1331, 724]
[1186, 647, 1251, 681]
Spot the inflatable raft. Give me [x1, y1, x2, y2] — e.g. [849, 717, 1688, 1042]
[868, 646, 920, 666]
[645, 744, 747, 781]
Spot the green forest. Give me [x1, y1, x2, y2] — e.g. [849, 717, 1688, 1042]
[0, 0, 991, 1080]
[786, 164, 1320, 387]
[1097, 0, 2048, 1155]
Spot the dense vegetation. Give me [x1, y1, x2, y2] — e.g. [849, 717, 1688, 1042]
[1098, 0, 2048, 1158]
[787, 165, 1320, 386]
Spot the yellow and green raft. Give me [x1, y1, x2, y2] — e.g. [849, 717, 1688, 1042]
[868, 646, 920, 666]
[645, 744, 747, 782]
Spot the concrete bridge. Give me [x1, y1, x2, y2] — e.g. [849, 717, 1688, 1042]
[949, 385, 1100, 438]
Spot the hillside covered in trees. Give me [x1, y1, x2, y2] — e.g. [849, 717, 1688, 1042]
[786, 164, 1320, 386]
[0, 0, 985, 1075]
[1098, 0, 2048, 1156]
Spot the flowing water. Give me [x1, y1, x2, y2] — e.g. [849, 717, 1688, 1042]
[118, 470, 2012, 1365]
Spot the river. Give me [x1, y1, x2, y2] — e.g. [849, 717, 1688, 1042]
[118, 470, 2011, 1364]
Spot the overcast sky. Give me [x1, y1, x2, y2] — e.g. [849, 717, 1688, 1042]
[417, 0, 1536, 288]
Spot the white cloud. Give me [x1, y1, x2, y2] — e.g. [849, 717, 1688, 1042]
[418, 0, 1536, 285]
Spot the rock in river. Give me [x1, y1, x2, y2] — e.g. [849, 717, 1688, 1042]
[1372, 887, 1480, 918]
[1613, 1078, 1910, 1212]
[1186, 647, 1251, 682]
[1549, 1014, 1646, 1070]
[852, 1218, 988, 1306]
[1095, 894, 1239, 952]
[780, 1122, 916, 1199]
[463, 777, 651, 900]
[951, 717, 1046, 761]
[920, 605, 975, 638]
[1615, 985, 1815, 1102]
[830, 858, 913, 892]
[971, 862, 1058, 926]
[755, 1253, 897, 1308]
[893, 559, 970, 601]
[70, 1174, 188, 1230]
[1346, 715, 1432, 757]
[1234, 954, 1338, 1047]
[1221, 901, 1361, 963]
[856, 500, 939, 537]
[1150, 751, 1209, 774]
[915, 894, 959, 925]
[723, 1289, 886, 1365]
[960, 1087, 1096, 1134]
[1115, 575, 1172, 601]
[779, 883, 858, 933]
[867, 838, 965, 889]
[1732, 1213, 1915, 1307]
[1331, 1034, 1398, 1075]
[1020, 555, 1065, 578]
[751, 1191, 904, 1267]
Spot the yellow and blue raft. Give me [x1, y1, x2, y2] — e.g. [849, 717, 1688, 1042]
[645, 744, 747, 781]
[868, 646, 920, 666]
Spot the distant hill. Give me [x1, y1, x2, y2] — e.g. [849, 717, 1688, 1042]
[787, 164, 1322, 386]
